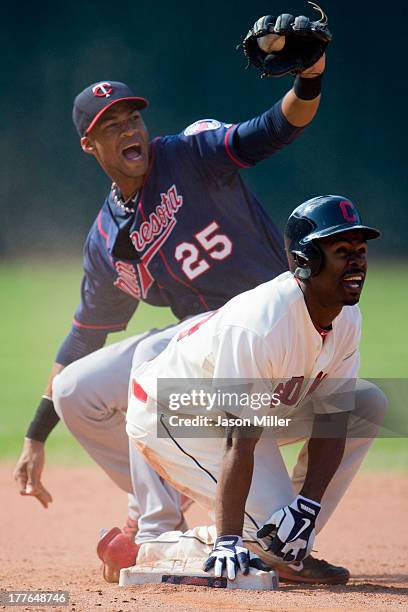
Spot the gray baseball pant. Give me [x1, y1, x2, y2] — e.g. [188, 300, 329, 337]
[53, 319, 201, 542]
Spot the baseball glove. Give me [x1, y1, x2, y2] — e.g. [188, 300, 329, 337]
[240, 2, 332, 78]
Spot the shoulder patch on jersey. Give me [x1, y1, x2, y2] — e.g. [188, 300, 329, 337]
[184, 119, 222, 136]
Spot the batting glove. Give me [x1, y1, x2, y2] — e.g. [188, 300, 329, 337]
[257, 495, 321, 563]
[203, 535, 270, 580]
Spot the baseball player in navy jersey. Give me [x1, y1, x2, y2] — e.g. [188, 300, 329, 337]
[120, 196, 387, 584]
[13, 15, 335, 583]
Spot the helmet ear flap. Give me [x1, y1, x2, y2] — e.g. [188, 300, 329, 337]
[308, 241, 323, 276]
[292, 241, 323, 278]
[292, 251, 312, 279]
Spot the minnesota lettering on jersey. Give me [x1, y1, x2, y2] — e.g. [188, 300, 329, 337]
[129, 184, 184, 298]
[130, 184, 183, 252]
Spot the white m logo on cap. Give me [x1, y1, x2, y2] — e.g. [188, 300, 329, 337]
[92, 82, 113, 98]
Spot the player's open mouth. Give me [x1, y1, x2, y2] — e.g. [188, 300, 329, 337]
[121, 143, 142, 161]
[341, 272, 365, 290]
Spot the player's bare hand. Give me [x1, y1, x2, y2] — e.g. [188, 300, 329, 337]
[299, 52, 325, 78]
[13, 438, 53, 508]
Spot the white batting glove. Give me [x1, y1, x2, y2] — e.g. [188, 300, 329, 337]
[257, 495, 321, 563]
[203, 535, 270, 580]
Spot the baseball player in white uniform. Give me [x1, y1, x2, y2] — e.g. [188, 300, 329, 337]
[100, 195, 387, 584]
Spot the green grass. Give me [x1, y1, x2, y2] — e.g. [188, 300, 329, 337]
[358, 264, 408, 377]
[280, 438, 408, 474]
[1, 260, 407, 470]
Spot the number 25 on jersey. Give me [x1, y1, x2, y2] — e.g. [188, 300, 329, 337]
[175, 221, 233, 280]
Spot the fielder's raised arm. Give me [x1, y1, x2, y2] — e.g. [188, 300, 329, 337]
[239, 3, 331, 127]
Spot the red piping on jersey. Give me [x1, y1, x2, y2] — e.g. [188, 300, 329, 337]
[136, 145, 210, 311]
[97, 210, 109, 245]
[157, 249, 210, 310]
[224, 125, 251, 169]
[72, 318, 127, 330]
[177, 309, 219, 341]
[132, 380, 148, 402]
[313, 322, 332, 339]
[141, 217, 176, 264]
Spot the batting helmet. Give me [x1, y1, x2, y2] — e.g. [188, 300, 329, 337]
[285, 195, 380, 279]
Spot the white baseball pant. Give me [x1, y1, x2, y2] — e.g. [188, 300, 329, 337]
[126, 380, 387, 553]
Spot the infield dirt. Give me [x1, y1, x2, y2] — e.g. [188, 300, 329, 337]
[1, 465, 407, 611]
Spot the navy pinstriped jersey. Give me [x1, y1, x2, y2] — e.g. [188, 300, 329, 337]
[70, 106, 302, 338]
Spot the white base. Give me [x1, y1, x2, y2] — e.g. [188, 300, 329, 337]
[119, 561, 278, 590]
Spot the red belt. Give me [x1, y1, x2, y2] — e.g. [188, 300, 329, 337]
[132, 380, 148, 403]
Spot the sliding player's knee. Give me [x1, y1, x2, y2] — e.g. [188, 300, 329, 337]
[352, 381, 388, 436]
[52, 363, 96, 423]
[132, 332, 172, 368]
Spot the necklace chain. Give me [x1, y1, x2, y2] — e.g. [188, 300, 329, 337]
[111, 182, 138, 214]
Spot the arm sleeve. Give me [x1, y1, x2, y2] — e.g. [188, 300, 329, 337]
[55, 327, 109, 367]
[56, 234, 139, 365]
[176, 100, 304, 174]
[233, 99, 305, 165]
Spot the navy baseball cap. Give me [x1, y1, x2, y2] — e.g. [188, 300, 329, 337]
[73, 80, 149, 137]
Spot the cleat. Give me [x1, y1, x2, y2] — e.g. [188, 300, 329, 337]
[274, 555, 350, 584]
[97, 527, 139, 583]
